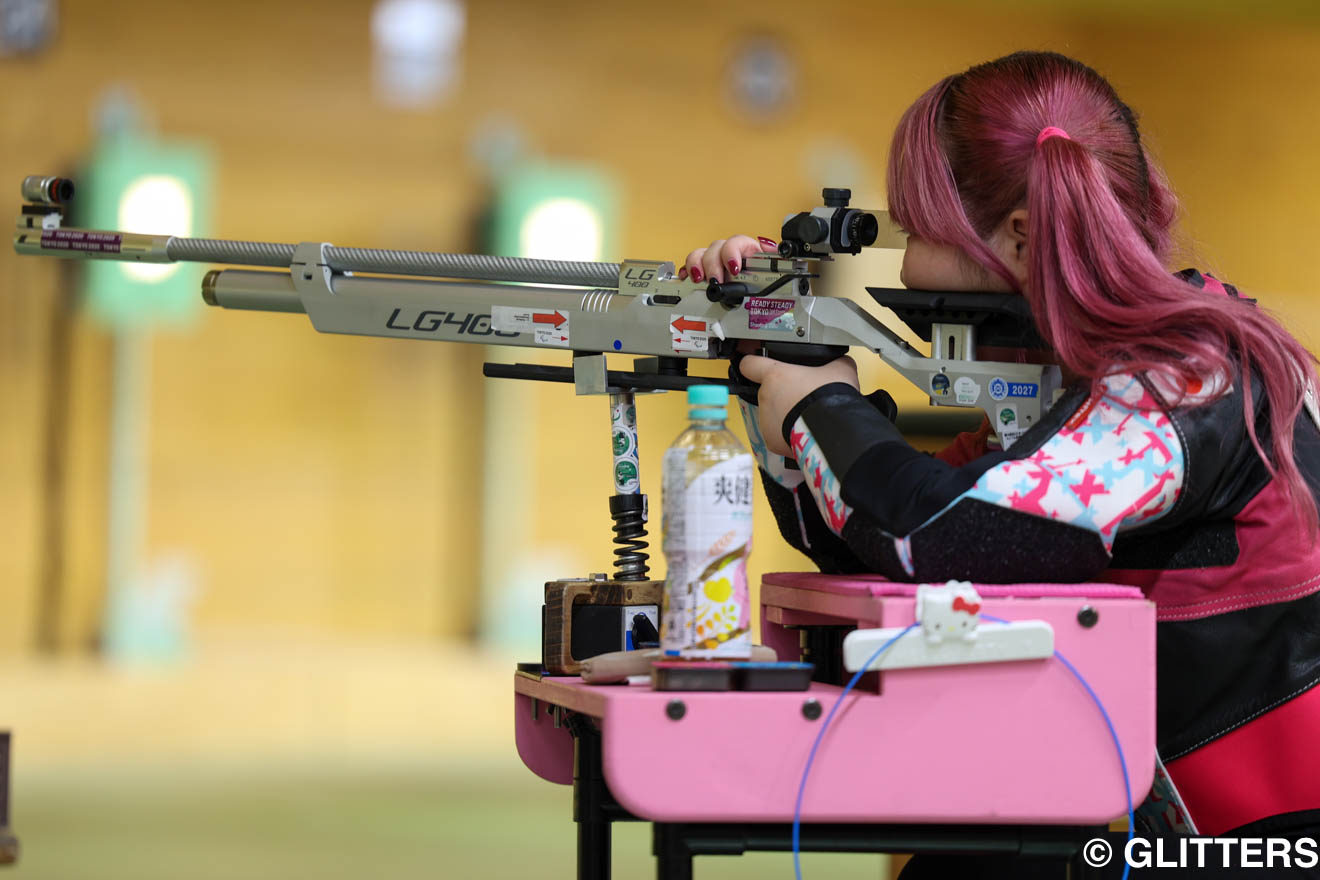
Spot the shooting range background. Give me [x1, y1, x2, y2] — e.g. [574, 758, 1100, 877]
[2, 1, 1320, 878]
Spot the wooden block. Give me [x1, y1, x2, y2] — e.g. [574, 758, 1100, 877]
[542, 579, 664, 676]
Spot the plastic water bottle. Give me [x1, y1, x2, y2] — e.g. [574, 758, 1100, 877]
[660, 385, 754, 658]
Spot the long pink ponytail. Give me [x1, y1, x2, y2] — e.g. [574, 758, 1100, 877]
[888, 51, 1319, 533]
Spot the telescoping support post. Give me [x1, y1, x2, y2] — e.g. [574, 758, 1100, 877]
[608, 391, 649, 581]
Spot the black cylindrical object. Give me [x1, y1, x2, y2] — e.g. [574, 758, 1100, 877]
[21, 175, 74, 205]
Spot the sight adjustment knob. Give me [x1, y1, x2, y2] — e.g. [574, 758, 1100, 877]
[706, 280, 749, 308]
[782, 213, 829, 246]
[822, 187, 852, 208]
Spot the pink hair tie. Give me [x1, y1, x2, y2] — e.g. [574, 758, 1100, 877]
[1036, 126, 1071, 146]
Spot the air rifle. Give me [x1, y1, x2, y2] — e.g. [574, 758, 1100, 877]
[15, 176, 1060, 590]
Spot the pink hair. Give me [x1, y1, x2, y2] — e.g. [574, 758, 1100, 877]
[887, 51, 1319, 532]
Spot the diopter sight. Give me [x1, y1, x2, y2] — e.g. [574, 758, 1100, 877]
[778, 187, 879, 258]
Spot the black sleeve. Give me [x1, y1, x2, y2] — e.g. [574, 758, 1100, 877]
[784, 383, 1114, 583]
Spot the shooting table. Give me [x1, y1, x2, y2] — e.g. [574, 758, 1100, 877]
[513, 573, 1155, 879]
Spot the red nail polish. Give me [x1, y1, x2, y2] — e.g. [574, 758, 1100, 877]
[728, 259, 740, 276]
[690, 268, 703, 283]
[678, 267, 688, 280]
[757, 236, 777, 250]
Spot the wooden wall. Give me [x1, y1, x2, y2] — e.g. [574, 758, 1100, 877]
[3, 0, 1319, 654]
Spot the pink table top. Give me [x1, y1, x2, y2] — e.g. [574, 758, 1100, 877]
[763, 571, 1146, 600]
[514, 583, 1155, 825]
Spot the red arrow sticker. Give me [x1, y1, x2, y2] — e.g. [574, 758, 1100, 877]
[490, 306, 571, 347]
[534, 311, 568, 328]
[670, 314, 710, 352]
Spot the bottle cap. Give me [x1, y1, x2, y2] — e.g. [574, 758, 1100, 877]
[687, 384, 729, 420]
[687, 385, 729, 407]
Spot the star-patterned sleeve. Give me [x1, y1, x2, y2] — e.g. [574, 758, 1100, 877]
[779, 375, 1187, 583]
[735, 398, 870, 574]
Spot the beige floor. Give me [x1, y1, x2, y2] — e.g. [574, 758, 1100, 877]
[2, 632, 515, 769]
[2, 633, 891, 878]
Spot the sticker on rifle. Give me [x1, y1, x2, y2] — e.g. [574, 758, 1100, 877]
[670, 315, 710, 352]
[989, 376, 1039, 401]
[930, 373, 951, 398]
[40, 229, 122, 253]
[1008, 382, 1039, 398]
[745, 297, 796, 331]
[614, 459, 639, 493]
[492, 306, 570, 347]
[954, 376, 980, 405]
[997, 404, 1025, 448]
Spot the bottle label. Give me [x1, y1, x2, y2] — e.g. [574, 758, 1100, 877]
[661, 452, 754, 657]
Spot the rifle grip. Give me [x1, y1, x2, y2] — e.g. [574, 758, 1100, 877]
[758, 342, 850, 367]
[729, 343, 851, 405]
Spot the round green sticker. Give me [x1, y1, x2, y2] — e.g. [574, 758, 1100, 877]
[613, 429, 632, 456]
[614, 460, 639, 488]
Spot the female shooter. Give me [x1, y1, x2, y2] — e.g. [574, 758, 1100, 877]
[682, 51, 1320, 853]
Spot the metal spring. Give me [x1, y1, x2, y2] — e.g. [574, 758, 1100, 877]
[611, 505, 650, 581]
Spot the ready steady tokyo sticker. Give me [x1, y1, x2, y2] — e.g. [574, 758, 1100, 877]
[745, 297, 796, 331]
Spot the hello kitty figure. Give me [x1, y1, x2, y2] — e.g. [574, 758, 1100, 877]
[916, 581, 982, 644]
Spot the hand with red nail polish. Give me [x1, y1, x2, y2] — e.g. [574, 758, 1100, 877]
[679, 234, 778, 284]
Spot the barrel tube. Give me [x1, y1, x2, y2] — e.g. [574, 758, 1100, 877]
[13, 228, 174, 261]
[202, 269, 304, 313]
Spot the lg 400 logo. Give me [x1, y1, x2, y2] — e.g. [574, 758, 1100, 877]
[624, 267, 655, 289]
[385, 308, 519, 337]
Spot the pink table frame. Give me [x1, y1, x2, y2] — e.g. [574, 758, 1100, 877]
[513, 574, 1156, 878]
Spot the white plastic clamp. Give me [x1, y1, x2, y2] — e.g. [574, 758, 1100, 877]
[842, 581, 1054, 673]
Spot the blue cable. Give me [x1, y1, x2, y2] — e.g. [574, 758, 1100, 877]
[792, 622, 919, 880]
[982, 613, 1134, 880]
[792, 614, 1135, 880]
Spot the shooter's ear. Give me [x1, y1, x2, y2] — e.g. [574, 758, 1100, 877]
[998, 208, 1030, 289]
